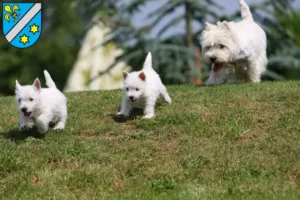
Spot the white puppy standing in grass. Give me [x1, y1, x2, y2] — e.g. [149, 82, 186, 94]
[15, 70, 67, 133]
[200, 0, 268, 85]
[117, 52, 172, 119]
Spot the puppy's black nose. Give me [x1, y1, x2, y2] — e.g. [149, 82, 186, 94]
[210, 56, 217, 62]
[129, 96, 134, 100]
[21, 108, 27, 113]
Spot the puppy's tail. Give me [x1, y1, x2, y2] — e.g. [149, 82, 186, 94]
[44, 70, 56, 88]
[143, 52, 153, 70]
[239, 0, 253, 21]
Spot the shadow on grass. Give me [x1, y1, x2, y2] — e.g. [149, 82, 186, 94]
[112, 101, 167, 123]
[2, 127, 45, 142]
[112, 108, 144, 123]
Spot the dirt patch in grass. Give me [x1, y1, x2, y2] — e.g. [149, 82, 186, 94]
[287, 169, 300, 181]
[238, 131, 272, 142]
[119, 123, 137, 135]
[79, 129, 94, 137]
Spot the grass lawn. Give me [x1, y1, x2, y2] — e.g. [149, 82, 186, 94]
[0, 81, 299, 199]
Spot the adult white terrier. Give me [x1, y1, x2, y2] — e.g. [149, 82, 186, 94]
[200, 0, 268, 85]
[117, 52, 172, 119]
[15, 70, 67, 133]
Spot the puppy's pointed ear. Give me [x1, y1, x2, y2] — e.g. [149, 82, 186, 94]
[139, 72, 146, 81]
[16, 80, 22, 91]
[33, 78, 41, 92]
[205, 22, 217, 31]
[220, 21, 231, 31]
[123, 72, 128, 79]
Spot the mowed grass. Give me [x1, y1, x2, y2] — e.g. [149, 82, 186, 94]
[0, 81, 299, 199]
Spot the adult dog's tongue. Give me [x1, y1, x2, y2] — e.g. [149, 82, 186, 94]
[213, 63, 222, 72]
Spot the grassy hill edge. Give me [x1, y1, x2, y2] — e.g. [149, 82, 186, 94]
[0, 81, 299, 199]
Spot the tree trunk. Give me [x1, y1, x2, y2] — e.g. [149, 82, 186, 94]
[185, 1, 202, 85]
[185, 2, 193, 49]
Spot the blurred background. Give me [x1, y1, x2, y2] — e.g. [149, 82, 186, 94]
[0, 0, 300, 96]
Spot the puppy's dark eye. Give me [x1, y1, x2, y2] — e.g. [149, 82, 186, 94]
[126, 88, 129, 91]
[206, 46, 211, 50]
[18, 99, 21, 103]
[29, 98, 33, 102]
[136, 88, 139, 91]
[220, 45, 225, 49]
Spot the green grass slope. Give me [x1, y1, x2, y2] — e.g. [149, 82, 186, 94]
[0, 81, 299, 199]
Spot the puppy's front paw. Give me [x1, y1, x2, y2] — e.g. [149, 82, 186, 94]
[53, 123, 65, 131]
[117, 112, 129, 117]
[19, 124, 33, 131]
[53, 127, 63, 131]
[37, 127, 48, 134]
[142, 114, 155, 119]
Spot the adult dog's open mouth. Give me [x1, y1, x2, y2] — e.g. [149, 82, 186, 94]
[213, 63, 223, 72]
[130, 99, 137, 103]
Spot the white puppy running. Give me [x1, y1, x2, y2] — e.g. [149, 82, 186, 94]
[200, 0, 268, 85]
[117, 52, 172, 119]
[15, 70, 67, 133]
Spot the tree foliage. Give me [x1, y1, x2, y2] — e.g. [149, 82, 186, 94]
[89, 0, 300, 84]
[87, 0, 221, 85]
[251, 0, 300, 80]
[1, 0, 299, 95]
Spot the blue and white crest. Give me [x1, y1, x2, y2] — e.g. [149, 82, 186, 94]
[2, 2, 42, 49]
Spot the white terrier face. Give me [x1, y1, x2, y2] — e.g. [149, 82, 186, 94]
[15, 79, 41, 118]
[122, 72, 146, 104]
[200, 21, 239, 72]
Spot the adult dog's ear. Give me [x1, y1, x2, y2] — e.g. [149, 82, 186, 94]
[205, 22, 217, 31]
[220, 21, 231, 31]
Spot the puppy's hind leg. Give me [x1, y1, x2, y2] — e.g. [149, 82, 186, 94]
[159, 85, 172, 104]
[35, 114, 51, 133]
[53, 106, 67, 131]
[53, 118, 66, 131]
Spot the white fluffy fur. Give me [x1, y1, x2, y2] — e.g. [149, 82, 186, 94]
[117, 52, 171, 119]
[200, 0, 268, 85]
[15, 70, 67, 133]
